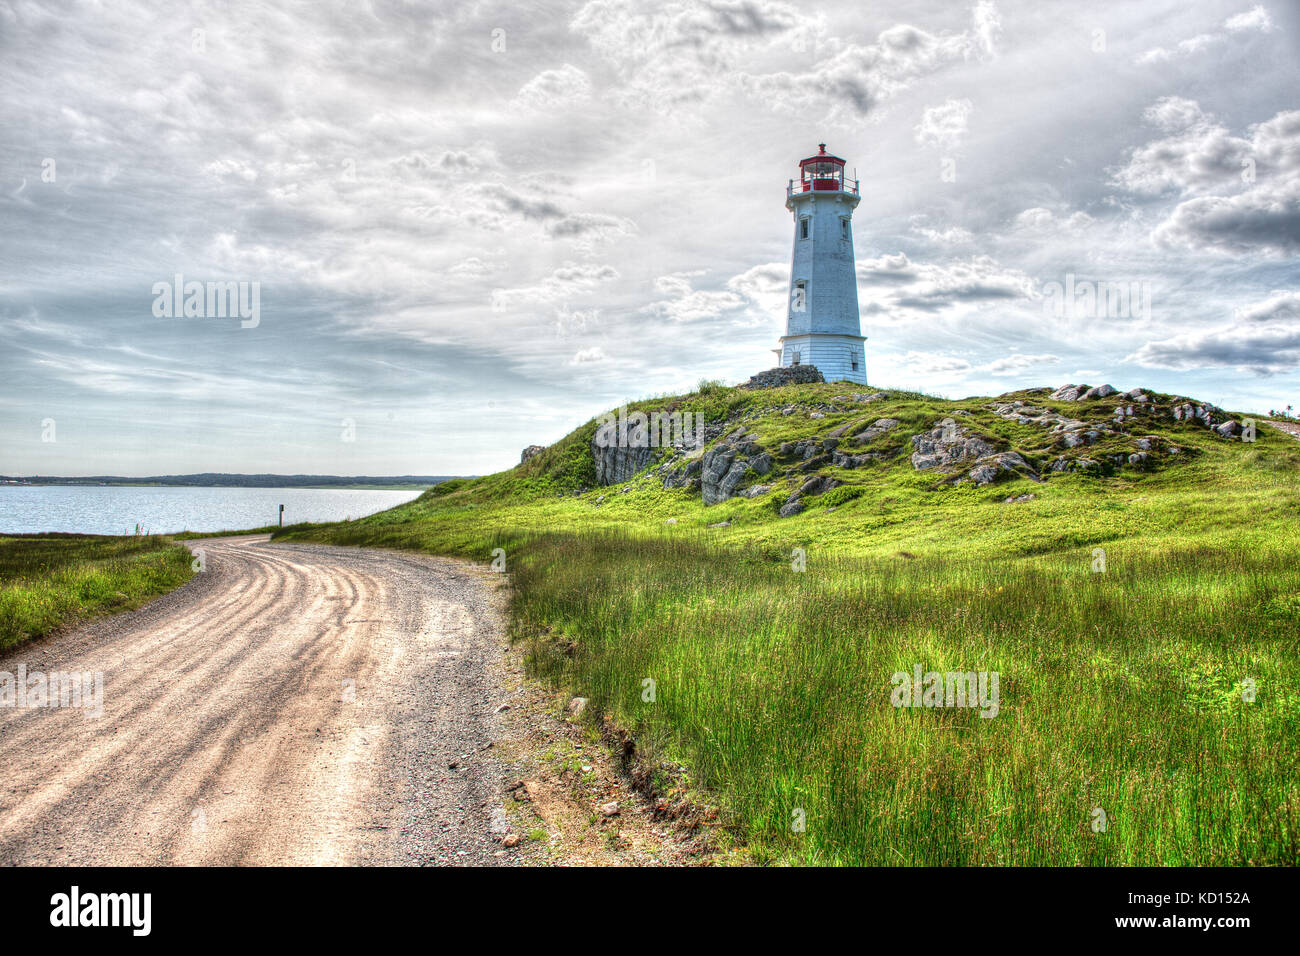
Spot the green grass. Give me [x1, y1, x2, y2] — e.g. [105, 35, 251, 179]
[0, 533, 195, 650]
[278, 381, 1300, 865]
[171, 522, 318, 540]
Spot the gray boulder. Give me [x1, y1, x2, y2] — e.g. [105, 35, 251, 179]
[910, 418, 998, 472]
[797, 475, 841, 497]
[854, 418, 900, 443]
[965, 451, 1035, 486]
[1048, 456, 1102, 474]
[1050, 384, 1087, 401]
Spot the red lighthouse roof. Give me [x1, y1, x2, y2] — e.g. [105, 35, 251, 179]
[798, 143, 846, 169]
[790, 143, 858, 195]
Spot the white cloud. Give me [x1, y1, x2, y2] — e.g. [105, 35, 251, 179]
[448, 257, 497, 278]
[491, 263, 620, 311]
[896, 350, 973, 375]
[986, 353, 1059, 375]
[641, 270, 748, 323]
[572, 0, 802, 111]
[1225, 5, 1274, 32]
[1013, 207, 1094, 232]
[1135, 4, 1274, 64]
[514, 64, 593, 110]
[910, 219, 974, 244]
[1112, 100, 1251, 196]
[1153, 178, 1300, 256]
[1237, 290, 1300, 323]
[1114, 102, 1300, 256]
[972, 0, 1003, 57]
[1127, 291, 1300, 375]
[739, 5, 1002, 121]
[1143, 96, 1210, 134]
[858, 252, 1037, 318]
[915, 98, 974, 150]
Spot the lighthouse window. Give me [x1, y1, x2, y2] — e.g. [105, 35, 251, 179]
[840, 217, 850, 239]
[799, 217, 810, 240]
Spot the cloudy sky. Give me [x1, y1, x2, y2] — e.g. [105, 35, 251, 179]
[2, 0, 1298, 477]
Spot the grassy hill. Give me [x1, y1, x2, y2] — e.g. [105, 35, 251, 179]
[281, 380, 1300, 865]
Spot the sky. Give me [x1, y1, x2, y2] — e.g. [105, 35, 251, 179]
[2, 0, 1298, 477]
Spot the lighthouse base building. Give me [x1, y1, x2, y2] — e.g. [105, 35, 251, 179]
[776, 333, 866, 385]
[772, 144, 868, 386]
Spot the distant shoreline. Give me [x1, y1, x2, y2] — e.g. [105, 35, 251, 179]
[0, 474, 466, 490]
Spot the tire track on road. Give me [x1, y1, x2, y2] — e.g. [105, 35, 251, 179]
[0, 535, 512, 866]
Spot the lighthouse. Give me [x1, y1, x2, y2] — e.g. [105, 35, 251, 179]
[775, 144, 867, 385]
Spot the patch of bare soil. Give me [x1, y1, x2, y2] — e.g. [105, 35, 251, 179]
[484, 631, 745, 866]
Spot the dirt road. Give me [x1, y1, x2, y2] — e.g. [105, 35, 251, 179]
[0, 535, 514, 865]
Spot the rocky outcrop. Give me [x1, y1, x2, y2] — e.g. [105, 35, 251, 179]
[827, 418, 900, 469]
[989, 399, 1117, 449]
[966, 452, 1035, 485]
[911, 418, 1037, 486]
[1172, 401, 1219, 426]
[777, 478, 841, 518]
[1049, 383, 1118, 401]
[520, 444, 545, 464]
[740, 366, 825, 389]
[1049, 384, 1087, 402]
[662, 456, 703, 491]
[911, 419, 999, 471]
[797, 475, 841, 496]
[702, 449, 750, 505]
[1048, 456, 1103, 474]
[656, 426, 771, 504]
[1044, 385, 1250, 443]
[592, 407, 724, 486]
[779, 499, 805, 518]
[592, 419, 659, 485]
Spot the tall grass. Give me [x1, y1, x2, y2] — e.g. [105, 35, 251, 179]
[0, 534, 194, 650]
[507, 531, 1299, 865]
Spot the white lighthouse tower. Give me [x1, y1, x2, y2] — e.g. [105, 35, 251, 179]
[775, 144, 867, 385]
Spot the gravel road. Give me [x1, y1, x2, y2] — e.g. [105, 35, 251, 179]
[0, 535, 514, 866]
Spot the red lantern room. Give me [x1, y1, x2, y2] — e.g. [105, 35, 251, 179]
[790, 143, 859, 195]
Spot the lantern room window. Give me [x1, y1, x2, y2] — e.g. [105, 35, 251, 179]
[793, 143, 857, 195]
